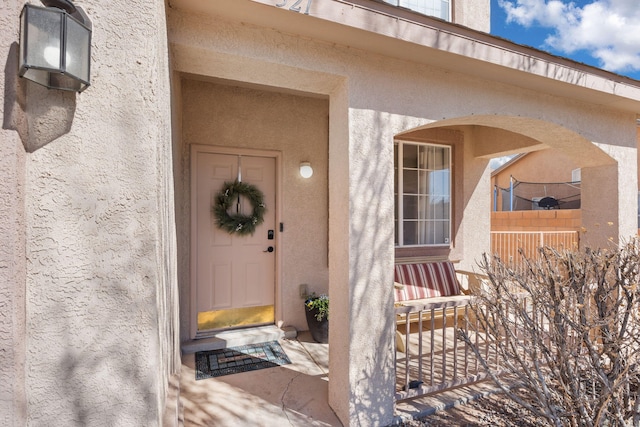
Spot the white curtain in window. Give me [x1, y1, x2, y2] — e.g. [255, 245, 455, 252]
[395, 142, 451, 247]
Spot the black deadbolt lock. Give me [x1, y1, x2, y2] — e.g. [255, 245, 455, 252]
[268, 230, 274, 240]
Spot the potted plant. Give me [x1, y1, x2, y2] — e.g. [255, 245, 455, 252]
[304, 293, 329, 343]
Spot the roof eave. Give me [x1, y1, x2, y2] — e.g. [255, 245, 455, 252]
[169, 0, 640, 111]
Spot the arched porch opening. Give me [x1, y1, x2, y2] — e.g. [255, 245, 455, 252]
[396, 115, 621, 255]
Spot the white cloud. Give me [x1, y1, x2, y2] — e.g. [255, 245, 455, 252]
[497, 0, 640, 73]
[490, 155, 515, 169]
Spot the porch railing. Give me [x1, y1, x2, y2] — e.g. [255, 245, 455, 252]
[393, 232, 580, 401]
[394, 297, 497, 400]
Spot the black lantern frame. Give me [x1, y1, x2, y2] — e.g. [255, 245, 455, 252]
[19, 1, 92, 92]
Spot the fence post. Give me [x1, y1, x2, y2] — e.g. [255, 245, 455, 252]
[510, 176, 514, 211]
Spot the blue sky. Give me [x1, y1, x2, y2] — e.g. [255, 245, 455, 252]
[490, 0, 640, 80]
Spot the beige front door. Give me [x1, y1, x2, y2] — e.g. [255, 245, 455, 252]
[191, 147, 276, 337]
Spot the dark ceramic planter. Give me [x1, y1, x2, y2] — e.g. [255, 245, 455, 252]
[305, 307, 329, 343]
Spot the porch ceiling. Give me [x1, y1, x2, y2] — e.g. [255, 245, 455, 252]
[168, 0, 640, 113]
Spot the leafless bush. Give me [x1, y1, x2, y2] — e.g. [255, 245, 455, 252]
[460, 240, 640, 427]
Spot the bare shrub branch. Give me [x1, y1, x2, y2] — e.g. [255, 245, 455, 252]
[460, 240, 640, 427]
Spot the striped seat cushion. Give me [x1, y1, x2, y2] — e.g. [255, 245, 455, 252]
[394, 262, 460, 301]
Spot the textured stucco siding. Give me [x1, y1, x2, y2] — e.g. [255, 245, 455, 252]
[454, 0, 491, 32]
[0, 0, 178, 425]
[0, 132, 27, 427]
[0, 2, 27, 426]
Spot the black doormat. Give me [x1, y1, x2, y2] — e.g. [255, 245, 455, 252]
[195, 341, 291, 380]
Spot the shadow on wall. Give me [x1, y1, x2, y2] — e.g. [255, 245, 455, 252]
[54, 300, 158, 425]
[347, 111, 397, 425]
[23, 132, 179, 424]
[3, 42, 75, 153]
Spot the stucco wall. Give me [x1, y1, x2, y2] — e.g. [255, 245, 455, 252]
[0, 0, 178, 425]
[177, 79, 330, 336]
[454, 0, 491, 32]
[493, 149, 581, 190]
[0, 2, 27, 425]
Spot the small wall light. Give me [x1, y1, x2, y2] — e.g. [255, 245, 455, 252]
[299, 162, 313, 179]
[19, 0, 92, 92]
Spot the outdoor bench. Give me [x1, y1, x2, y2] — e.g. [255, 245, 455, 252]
[393, 260, 481, 352]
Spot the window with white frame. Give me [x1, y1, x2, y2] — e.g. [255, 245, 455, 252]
[383, 0, 451, 21]
[571, 168, 581, 182]
[395, 141, 451, 246]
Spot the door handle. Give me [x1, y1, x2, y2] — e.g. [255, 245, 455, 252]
[264, 246, 274, 253]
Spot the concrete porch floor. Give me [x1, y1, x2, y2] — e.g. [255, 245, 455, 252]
[179, 331, 341, 426]
[178, 330, 500, 426]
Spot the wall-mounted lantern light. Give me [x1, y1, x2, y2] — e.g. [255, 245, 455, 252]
[19, 0, 92, 92]
[299, 162, 313, 179]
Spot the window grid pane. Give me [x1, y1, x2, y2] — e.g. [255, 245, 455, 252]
[397, 141, 451, 246]
[384, 0, 451, 21]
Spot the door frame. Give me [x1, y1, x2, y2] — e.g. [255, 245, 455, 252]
[190, 144, 283, 339]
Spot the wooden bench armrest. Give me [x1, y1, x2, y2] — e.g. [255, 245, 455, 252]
[395, 295, 472, 326]
[455, 269, 490, 295]
[395, 294, 471, 312]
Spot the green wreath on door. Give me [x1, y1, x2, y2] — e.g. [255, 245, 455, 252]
[213, 180, 266, 236]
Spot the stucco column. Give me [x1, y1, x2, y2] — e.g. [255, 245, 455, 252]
[581, 148, 637, 248]
[328, 104, 396, 426]
[460, 138, 492, 269]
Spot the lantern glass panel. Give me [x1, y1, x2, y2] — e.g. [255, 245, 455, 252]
[65, 15, 90, 83]
[25, 6, 63, 70]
